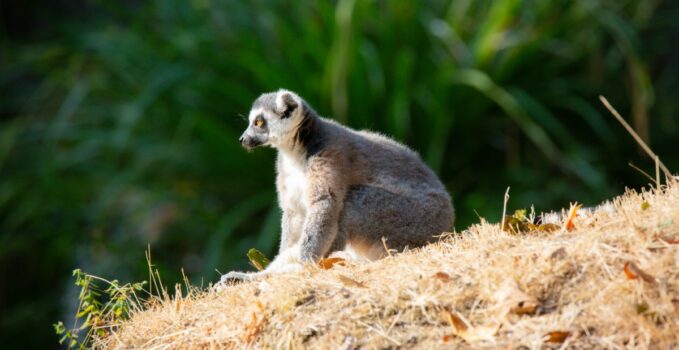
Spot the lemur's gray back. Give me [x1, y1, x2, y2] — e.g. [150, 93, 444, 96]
[308, 118, 449, 195]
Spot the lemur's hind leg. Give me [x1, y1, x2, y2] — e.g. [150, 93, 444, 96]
[339, 185, 452, 259]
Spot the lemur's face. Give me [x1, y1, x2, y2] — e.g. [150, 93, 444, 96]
[239, 90, 302, 150]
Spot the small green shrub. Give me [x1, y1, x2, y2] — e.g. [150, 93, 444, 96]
[54, 269, 147, 349]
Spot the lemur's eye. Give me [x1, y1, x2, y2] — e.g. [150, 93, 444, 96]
[254, 117, 265, 128]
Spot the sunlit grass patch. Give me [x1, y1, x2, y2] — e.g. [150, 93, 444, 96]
[88, 180, 678, 349]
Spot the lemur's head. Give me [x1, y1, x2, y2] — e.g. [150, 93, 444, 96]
[239, 89, 305, 150]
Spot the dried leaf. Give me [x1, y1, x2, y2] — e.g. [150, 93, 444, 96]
[564, 203, 582, 231]
[294, 292, 316, 307]
[492, 280, 539, 317]
[636, 302, 650, 314]
[318, 257, 346, 270]
[441, 334, 453, 343]
[623, 262, 636, 280]
[538, 223, 560, 232]
[461, 326, 497, 342]
[243, 300, 266, 343]
[503, 209, 559, 234]
[503, 216, 517, 233]
[549, 247, 567, 261]
[434, 272, 451, 282]
[660, 234, 679, 244]
[513, 300, 539, 316]
[337, 274, 366, 288]
[503, 212, 536, 234]
[443, 311, 497, 343]
[544, 331, 570, 343]
[623, 262, 656, 283]
[247, 248, 270, 271]
[445, 310, 469, 332]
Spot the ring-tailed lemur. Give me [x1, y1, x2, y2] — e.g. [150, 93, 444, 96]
[218, 89, 454, 284]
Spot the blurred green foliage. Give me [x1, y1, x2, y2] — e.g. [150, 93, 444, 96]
[1, 0, 678, 348]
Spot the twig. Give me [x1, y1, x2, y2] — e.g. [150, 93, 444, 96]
[599, 96, 672, 180]
[500, 187, 510, 233]
[381, 236, 393, 257]
[628, 162, 656, 185]
[655, 155, 660, 192]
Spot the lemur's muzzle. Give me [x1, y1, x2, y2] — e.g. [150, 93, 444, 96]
[239, 135, 262, 149]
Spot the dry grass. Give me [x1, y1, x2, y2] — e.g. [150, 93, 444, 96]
[94, 182, 679, 349]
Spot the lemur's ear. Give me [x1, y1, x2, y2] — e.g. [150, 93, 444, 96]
[277, 92, 299, 119]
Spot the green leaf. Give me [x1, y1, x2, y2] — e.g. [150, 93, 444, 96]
[53, 321, 66, 335]
[247, 248, 270, 271]
[76, 305, 94, 318]
[512, 209, 527, 220]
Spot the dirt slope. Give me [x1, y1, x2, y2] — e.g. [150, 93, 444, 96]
[94, 182, 679, 349]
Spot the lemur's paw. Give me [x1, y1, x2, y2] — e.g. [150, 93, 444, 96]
[213, 271, 260, 291]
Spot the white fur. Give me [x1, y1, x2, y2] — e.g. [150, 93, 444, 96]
[249, 92, 303, 149]
[247, 107, 264, 123]
[279, 153, 308, 212]
[275, 89, 301, 113]
[347, 241, 388, 261]
[339, 243, 385, 262]
[264, 244, 304, 272]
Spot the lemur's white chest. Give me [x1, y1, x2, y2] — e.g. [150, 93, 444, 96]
[279, 154, 308, 211]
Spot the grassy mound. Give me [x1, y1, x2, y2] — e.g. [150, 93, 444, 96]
[93, 182, 678, 349]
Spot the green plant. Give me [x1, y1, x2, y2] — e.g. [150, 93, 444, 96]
[53, 269, 146, 349]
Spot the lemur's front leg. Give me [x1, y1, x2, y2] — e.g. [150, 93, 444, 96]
[215, 211, 306, 287]
[232, 193, 342, 278]
[216, 154, 345, 288]
[234, 186, 342, 281]
[216, 245, 304, 285]
[297, 155, 347, 261]
[279, 209, 304, 252]
[297, 192, 342, 261]
[264, 154, 346, 267]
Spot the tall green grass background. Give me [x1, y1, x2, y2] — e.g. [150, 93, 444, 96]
[1, 0, 678, 347]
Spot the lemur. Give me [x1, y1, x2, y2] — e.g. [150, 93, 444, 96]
[218, 89, 454, 284]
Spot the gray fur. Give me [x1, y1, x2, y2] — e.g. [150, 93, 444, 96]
[252, 92, 277, 111]
[219, 89, 454, 285]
